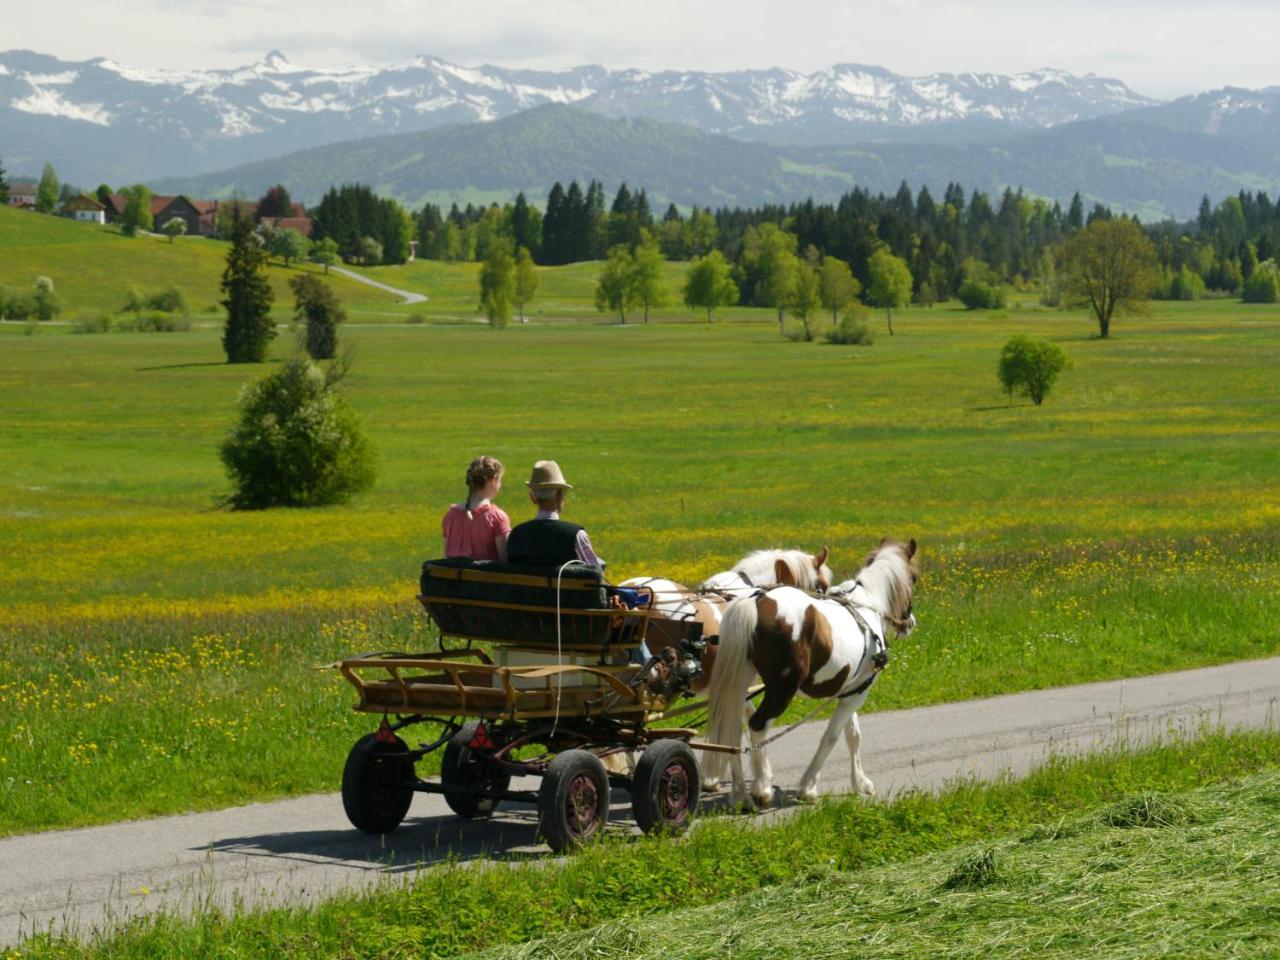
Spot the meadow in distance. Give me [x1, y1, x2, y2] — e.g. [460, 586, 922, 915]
[2, 204, 1279, 838]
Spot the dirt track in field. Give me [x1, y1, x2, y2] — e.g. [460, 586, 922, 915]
[3, 656, 1278, 946]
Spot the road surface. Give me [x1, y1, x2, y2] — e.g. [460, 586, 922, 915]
[3, 656, 1278, 945]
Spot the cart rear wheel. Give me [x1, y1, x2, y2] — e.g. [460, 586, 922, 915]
[342, 732, 414, 834]
[441, 721, 511, 819]
[539, 749, 610, 853]
[633, 739, 700, 836]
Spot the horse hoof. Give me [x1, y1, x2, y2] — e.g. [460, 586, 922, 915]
[855, 778, 876, 798]
[701, 779, 722, 793]
[797, 788, 819, 804]
[751, 791, 774, 810]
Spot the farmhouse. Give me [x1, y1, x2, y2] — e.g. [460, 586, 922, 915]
[61, 194, 106, 224]
[151, 195, 201, 235]
[6, 182, 37, 208]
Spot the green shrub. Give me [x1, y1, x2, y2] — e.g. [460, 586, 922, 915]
[406, 312, 426, 325]
[71, 311, 112, 334]
[116, 310, 191, 333]
[957, 279, 1007, 310]
[146, 285, 188, 314]
[998, 335, 1069, 406]
[825, 311, 875, 345]
[1242, 260, 1280, 303]
[220, 358, 376, 509]
[32, 276, 61, 321]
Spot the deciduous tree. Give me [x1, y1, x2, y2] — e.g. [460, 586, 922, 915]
[290, 274, 345, 360]
[998, 336, 1068, 406]
[36, 163, 58, 213]
[479, 237, 515, 328]
[256, 184, 293, 220]
[865, 248, 913, 335]
[1060, 218, 1158, 337]
[310, 236, 340, 274]
[120, 185, 154, 237]
[514, 246, 539, 323]
[818, 256, 860, 326]
[684, 250, 738, 323]
[630, 231, 670, 323]
[162, 217, 186, 244]
[594, 244, 636, 323]
[787, 261, 822, 340]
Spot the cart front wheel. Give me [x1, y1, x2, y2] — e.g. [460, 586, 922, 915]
[441, 721, 511, 819]
[539, 749, 610, 853]
[633, 739, 700, 835]
[342, 732, 414, 834]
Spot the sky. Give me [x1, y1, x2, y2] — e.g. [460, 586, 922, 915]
[13, 0, 1280, 100]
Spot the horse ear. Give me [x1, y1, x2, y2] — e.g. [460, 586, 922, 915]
[878, 537, 888, 548]
[907, 538, 917, 557]
[774, 558, 795, 586]
[813, 546, 828, 569]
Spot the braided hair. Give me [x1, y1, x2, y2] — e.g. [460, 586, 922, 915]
[463, 455, 503, 520]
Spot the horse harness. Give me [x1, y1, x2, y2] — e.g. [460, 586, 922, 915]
[826, 587, 891, 700]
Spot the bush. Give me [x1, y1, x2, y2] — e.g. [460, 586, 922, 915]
[957, 279, 1007, 310]
[406, 312, 426, 325]
[825, 311, 875, 345]
[1242, 260, 1280, 303]
[220, 358, 376, 509]
[998, 336, 1068, 406]
[116, 310, 192, 333]
[146, 285, 188, 314]
[32, 276, 61, 321]
[71, 311, 112, 334]
[0, 286, 34, 321]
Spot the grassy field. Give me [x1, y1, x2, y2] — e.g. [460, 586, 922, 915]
[0, 206, 398, 319]
[2, 256, 1279, 835]
[14, 728, 1280, 957]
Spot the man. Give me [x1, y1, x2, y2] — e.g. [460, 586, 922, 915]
[506, 460, 604, 570]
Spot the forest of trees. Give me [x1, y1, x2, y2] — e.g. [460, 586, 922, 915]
[414, 180, 1280, 307]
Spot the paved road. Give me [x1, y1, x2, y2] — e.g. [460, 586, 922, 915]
[3, 656, 1278, 945]
[329, 266, 428, 304]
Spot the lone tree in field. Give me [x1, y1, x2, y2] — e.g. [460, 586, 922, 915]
[120, 185, 154, 237]
[865, 248, 913, 335]
[0, 156, 9, 204]
[787, 261, 821, 340]
[36, 163, 59, 214]
[684, 250, 739, 322]
[221, 207, 276, 363]
[220, 358, 375, 509]
[479, 237, 515, 328]
[595, 244, 636, 323]
[290, 274, 345, 360]
[998, 336, 1068, 406]
[1060, 218, 1157, 337]
[514, 245, 539, 323]
[163, 217, 186, 244]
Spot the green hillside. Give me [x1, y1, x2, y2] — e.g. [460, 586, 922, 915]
[0, 205, 399, 318]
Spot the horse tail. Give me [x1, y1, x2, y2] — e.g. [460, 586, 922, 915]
[701, 594, 759, 784]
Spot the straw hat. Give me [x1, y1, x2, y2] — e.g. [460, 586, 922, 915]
[526, 459, 574, 490]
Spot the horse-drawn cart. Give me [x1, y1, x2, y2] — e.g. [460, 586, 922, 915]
[334, 559, 711, 852]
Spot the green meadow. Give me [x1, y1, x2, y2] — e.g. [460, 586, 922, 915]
[2, 278, 1279, 834]
[0, 205, 397, 319]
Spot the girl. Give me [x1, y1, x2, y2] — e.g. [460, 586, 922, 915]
[441, 455, 511, 562]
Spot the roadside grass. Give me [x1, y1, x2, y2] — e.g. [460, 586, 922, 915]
[2, 302, 1279, 832]
[14, 728, 1280, 958]
[478, 761, 1280, 960]
[0, 205, 397, 319]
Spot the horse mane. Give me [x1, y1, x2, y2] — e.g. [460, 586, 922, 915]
[733, 548, 828, 591]
[836, 539, 917, 619]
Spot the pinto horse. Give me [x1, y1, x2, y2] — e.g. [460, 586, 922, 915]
[703, 538, 918, 807]
[619, 547, 832, 692]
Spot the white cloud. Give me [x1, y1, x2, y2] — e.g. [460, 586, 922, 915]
[13, 0, 1280, 98]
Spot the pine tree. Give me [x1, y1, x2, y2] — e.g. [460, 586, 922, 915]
[221, 207, 276, 363]
[1067, 192, 1085, 231]
[542, 182, 567, 265]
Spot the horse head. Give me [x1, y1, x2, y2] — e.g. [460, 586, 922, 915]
[770, 546, 832, 593]
[835, 538, 918, 637]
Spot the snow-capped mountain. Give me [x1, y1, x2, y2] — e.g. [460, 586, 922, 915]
[0, 48, 1158, 183]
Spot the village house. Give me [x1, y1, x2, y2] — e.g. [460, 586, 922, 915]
[61, 194, 106, 224]
[97, 192, 311, 238]
[151, 196, 202, 235]
[6, 182, 37, 208]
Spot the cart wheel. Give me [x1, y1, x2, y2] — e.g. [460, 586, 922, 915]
[538, 749, 610, 853]
[633, 739, 701, 836]
[441, 721, 511, 819]
[341, 732, 414, 834]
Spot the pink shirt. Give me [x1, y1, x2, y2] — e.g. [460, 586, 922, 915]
[441, 503, 511, 561]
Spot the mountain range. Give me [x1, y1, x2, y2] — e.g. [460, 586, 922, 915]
[3, 49, 1280, 219]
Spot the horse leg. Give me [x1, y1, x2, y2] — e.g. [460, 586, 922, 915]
[797, 697, 859, 802]
[746, 677, 798, 809]
[845, 712, 875, 797]
[747, 721, 774, 808]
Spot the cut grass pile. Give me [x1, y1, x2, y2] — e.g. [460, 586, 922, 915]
[0, 205, 397, 318]
[15, 728, 1280, 958]
[480, 763, 1280, 959]
[2, 301, 1279, 833]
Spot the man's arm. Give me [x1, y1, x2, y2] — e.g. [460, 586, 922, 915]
[575, 529, 603, 569]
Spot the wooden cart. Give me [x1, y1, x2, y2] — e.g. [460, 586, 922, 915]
[334, 560, 710, 852]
